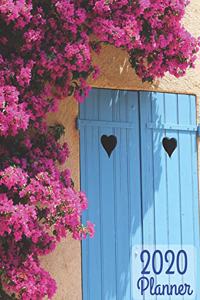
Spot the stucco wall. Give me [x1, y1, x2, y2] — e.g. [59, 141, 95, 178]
[43, 99, 82, 300]
[43, 1, 200, 299]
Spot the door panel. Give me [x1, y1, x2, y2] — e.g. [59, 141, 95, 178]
[80, 89, 142, 300]
[139, 92, 200, 300]
[79, 88, 200, 300]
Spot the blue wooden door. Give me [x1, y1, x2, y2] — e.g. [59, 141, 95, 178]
[79, 89, 200, 300]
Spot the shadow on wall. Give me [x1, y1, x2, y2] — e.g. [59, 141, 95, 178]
[89, 45, 160, 92]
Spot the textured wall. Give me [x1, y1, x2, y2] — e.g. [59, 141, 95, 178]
[43, 0, 200, 299]
[42, 98, 82, 300]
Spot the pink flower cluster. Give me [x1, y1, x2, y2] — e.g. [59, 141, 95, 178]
[0, 0, 198, 299]
[0, 127, 94, 299]
[87, 0, 199, 80]
[0, 86, 29, 136]
[0, 252, 56, 300]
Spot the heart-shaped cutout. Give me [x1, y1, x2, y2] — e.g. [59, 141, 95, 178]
[101, 135, 117, 158]
[162, 137, 177, 158]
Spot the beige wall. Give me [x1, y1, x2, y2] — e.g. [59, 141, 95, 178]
[43, 0, 200, 299]
[43, 99, 82, 300]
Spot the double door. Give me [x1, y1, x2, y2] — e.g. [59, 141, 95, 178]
[79, 89, 200, 300]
